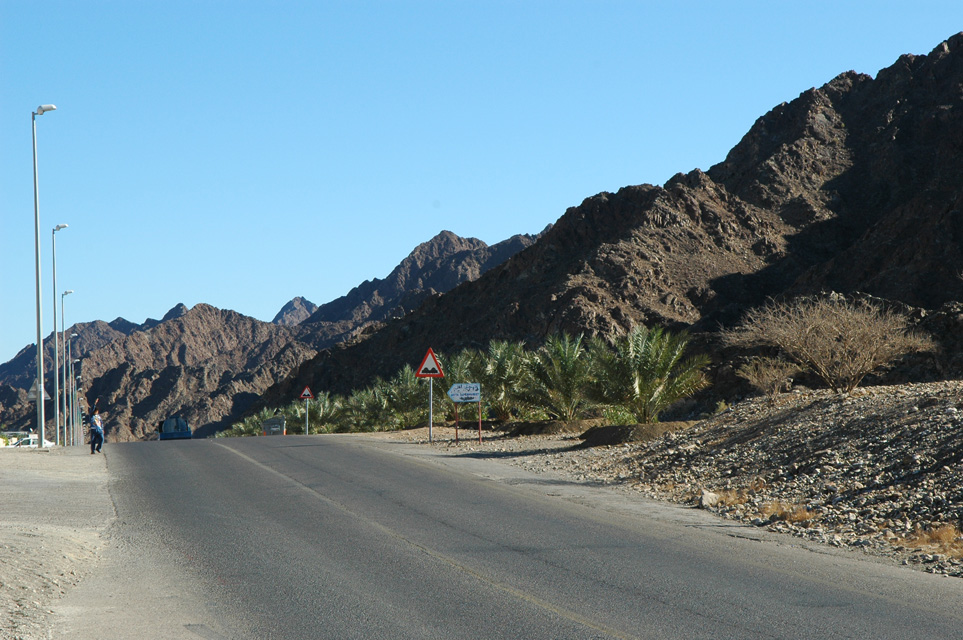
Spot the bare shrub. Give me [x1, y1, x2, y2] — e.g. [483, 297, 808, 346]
[902, 523, 963, 558]
[736, 357, 798, 403]
[721, 296, 933, 393]
[759, 501, 815, 523]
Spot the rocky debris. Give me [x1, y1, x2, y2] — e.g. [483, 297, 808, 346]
[411, 381, 963, 579]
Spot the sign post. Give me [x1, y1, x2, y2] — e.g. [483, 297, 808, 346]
[300, 386, 314, 435]
[415, 348, 445, 443]
[447, 383, 482, 444]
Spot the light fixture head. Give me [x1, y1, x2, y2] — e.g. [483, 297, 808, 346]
[70, 333, 78, 338]
[54, 223, 68, 232]
[36, 104, 57, 115]
[63, 289, 74, 296]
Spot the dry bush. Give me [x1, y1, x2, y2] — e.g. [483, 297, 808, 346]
[902, 523, 963, 557]
[736, 357, 798, 403]
[721, 296, 933, 393]
[760, 501, 815, 523]
[714, 478, 768, 506]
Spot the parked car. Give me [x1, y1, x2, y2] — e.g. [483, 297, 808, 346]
[12, 434, 55, 448]
[159, 416, 192, 440]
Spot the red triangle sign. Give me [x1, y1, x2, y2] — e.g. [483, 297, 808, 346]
[415, 348, 445, 378]
[300, 386, 314, 399]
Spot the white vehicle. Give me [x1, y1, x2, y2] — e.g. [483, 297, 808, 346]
[12, 434, 55, 448]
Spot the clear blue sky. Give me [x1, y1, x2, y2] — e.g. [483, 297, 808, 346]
[2, 1, 962, 364]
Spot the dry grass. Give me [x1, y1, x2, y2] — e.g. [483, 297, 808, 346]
[759, 500, 816, 523]
[901, 523, 963, 557]
[705, 478, 768, 507]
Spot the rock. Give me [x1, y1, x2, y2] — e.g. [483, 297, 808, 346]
[699, 489, 722, 508]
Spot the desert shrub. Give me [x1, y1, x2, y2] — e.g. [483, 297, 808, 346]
[902, 523, 963, 557]
[737, 356, 798, 404]
[760, 501, 815, 523]
[722, 296, 933, 393]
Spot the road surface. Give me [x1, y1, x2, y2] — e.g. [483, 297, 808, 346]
[52, 436, 963, 639]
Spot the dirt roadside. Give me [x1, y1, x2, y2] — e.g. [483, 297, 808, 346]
[0, 447, 112, 640]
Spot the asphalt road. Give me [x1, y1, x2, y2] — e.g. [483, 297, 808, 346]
[52, 436, 963, 639]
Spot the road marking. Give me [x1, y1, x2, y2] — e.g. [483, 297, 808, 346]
[213, 441, 642, 640]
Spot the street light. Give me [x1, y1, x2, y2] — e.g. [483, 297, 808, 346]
[71, 357, 81, 446]
[74, 369, 83, 446]
[61, 290, 74, 445]
[32, 103, 57, 448]
[52, 224, 68, 445]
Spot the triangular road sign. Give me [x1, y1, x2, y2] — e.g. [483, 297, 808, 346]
[300, 386, 314, 400]
[27, 378, 51, 402]
[415, 348, 445, 378]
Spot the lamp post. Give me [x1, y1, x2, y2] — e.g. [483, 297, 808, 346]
[61, 290, 74, 445]
[71, 357, 81, 445]
[32, 103, 57, 447]
[74, 370, 82, 446]
[52, 224, 68, 445]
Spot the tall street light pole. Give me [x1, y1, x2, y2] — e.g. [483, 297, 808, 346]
[32, 103, 57, 447]
[61, 290, 74, 445]
[52, 224, 68, 445]
[69, 334, 79, 445]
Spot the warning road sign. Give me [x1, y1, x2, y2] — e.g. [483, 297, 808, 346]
[415, 348, 445, 378]
[300, 386, 314, 400]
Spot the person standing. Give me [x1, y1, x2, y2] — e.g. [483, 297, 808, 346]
[89, 409, 104, 454]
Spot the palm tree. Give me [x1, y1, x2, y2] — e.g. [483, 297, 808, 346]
[341, 384, 391, 432]
[218, 406, 276, 437]
[385, 365, 425, 428]
[520, 333, 592, 421]
[589, 325, 709, 424]
[307, 391, 343, 433]
[473, 340, 528, 422]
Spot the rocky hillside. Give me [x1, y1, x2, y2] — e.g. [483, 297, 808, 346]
[296, 230, 543, 348]
[0, 231, 537, 439]
[266, 34, 963, 400]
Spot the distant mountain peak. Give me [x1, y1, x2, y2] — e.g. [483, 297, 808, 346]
[162, 303, 190, 322]
[273, 297, 319, 326]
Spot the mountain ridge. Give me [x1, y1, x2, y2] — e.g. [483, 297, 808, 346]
[262, 33, 963, 402]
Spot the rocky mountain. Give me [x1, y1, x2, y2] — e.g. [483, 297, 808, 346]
[265, 34, 963, 401]
[0, 231, 538, 439]
[272, 297, 318, 326]
[296, 230, 544, 348]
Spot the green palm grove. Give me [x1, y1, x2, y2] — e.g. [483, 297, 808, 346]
[218, 326, 710, 438]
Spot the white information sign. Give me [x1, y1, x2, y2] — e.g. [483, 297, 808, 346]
[447, 382, 481, 403]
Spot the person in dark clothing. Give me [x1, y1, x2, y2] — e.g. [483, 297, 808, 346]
[89, 409, 104, 454]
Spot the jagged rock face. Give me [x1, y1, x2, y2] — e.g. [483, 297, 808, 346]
[81, 304, 319, 440]
[295, 230, 542, 348]
[0, 230, 538, 437]
[272, 297, 319, 326]
[265, 34, 963, 400]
